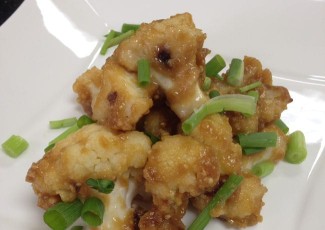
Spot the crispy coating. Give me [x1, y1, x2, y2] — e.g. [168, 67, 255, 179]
[142, 135, 220, 227]
[139, 104, 180, 138]
[241, 124, 288, 170]
[114, 13, 209, 119]
[191, 114, 242, 175]
[26, 124, 151, 208]
[73, 61, 155, 131]
[191, 173, 267, 227]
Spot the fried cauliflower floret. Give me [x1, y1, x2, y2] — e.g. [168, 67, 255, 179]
[73, 61, 155, 130]
[241, 124, 288, 171]
[26, 123, 151, 209]
[141, 135, 220, 228]
[191, 114, 242, 175]
[257, 84, 292, 125]
[220, 56, 292, 134]
[114, 13, 209, 119]
[191, 173, 267, 228]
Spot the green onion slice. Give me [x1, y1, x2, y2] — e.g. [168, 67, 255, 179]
[239, 81, 262, 93]
[48, 115, 94, 146]
[86, 178, 115, 194]
[81, 197, 105, 227]
[238, 132, 277, 148]
[100, 30, 116, 55]
[251, 161, 275, 178]
[2, 135, 29, 158]
[100, 30, 134, 56]
[247, 90, 259, 102]
[49, 117, 77, 129]
[77, 115, 95, 128]
[227, 58, 244, 86]
[285, 130, 307, 164]
[274, 119, 289, 134]
[121, 23, 140, 33]
[242, 147, 265, 155]
[202, 77, 212, 91]
[44, 143, 55, 153]
[182, 94, 256, 135]
[137, 59, 151, 87]
[205, 54, 226, 78]
[188, 174, 243, 230]
[43, 199, 83, 230]
[48, 124, 79, 146]
[208, 90, 220, 99]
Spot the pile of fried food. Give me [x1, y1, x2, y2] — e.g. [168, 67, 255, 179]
[26, 13, 292, 229]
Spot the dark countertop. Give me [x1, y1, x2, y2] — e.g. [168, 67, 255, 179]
[0, 0, 24, 26]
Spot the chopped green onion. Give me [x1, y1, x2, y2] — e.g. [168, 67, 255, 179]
[48, 115, 94, 146]
[100, 30, 134, 56]
[44, 143, 55, 153]
[48, 124, 79, 146]
[104, 30, 122, 37]
[144, 131, 160, 144]
[208, 90, 220, 98]
[43, 199, 83, 230]
[2, 135, 29, 158]
[251, 161, 275, 177]
[202, 77, 212, 91]
[227, 58, 244, 86]
[49, 117, 77, 129]
[77, 115, 95, 128]
[137, 59, 151, 87]
[188, 174, 243, 230]
[242, 147, 265, 155]
[205, 54, 226, 77]
[121, 23, 140, 33]
[100, 30, 116, 55]
[285, 130, 307, 164]
[70, 226, 83, 230]
[238, 132, 277, 148]
[86, 178, 115, 194]
[81, 197, 105, 227]
[182, 94, 256, 135]
[239, 81, 262, 93]
[247, 90, 259, 102]
[274, 119, 289, 134]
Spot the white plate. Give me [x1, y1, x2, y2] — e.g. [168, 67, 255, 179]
[0, 0, 325, 229]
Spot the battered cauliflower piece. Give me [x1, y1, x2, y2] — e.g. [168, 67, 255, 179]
[73, 61, 155, 131]
[113, 13, 209, 119]
[26, 123, 151, 209]
[241, 124, 288, 171]
[191, 173, 267, 227]
[191, 114, 242, 175]
[211, 56, 292, 134]
[141, 135, 220, 228]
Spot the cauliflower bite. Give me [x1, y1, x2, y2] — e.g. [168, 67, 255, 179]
[26, 123, 151, 209]
[191, 173, 267, 227]
[74, 13, 209, 131]
[113, 13, 209, 119]
[73, 60, 155, 131]
[211, 56, 292, 134]
[142, 135, 220, 228]
[191, 114, 242, 175]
